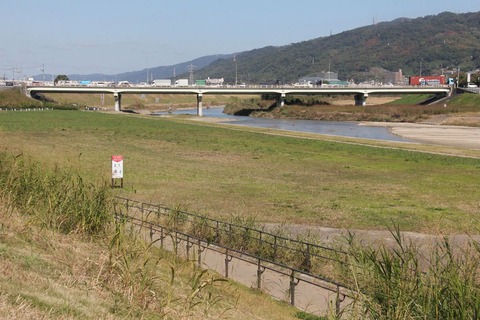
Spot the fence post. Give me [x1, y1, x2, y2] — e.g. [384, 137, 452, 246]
[197, 239, 204, 268]
[149, 224, 155, 242]
[258, 231, 263, 254]
[257, 259, 265, 289]
[215, 221, 220, 242]
[304, 244, 312, 272]
[336, 285, 341, 316]
[289, 270, 299, 306]
[335, 285, 346, 317]
[174, 232, 179, 255]
[186, 236, 193, 260]
[225, 249, 233, 278]
[160, 227, 164, 248]
[273, 236, 278, 260]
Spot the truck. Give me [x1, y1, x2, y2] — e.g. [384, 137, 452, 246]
[152, 79, 171, 87]
[409, 75, 446, 86]
[174, 79, 189, 86]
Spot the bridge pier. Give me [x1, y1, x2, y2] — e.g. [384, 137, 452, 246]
[196, 93, 203, 116]
[114, 92, 122, 111]
[354, 93, 368, 106]
[277, 93, 286, 108]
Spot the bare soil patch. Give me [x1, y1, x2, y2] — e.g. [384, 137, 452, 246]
[363, 121, 480, 150]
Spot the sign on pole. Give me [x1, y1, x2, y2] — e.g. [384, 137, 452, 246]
[111, 155, 124, 188]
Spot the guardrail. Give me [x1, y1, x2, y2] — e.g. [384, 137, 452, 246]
[115, 197, 349, 273]
[114, 196, 354, 316]
[459, 87, 480, 94]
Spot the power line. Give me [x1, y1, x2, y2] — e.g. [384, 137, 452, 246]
[0, 64, 43, 71]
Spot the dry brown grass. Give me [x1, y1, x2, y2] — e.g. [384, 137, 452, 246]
[329, 96, 400, 105]
[441, 115, 480, 127]
[0, 197, 299, 319]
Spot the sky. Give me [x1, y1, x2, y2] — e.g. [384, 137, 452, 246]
[1, 0, 480, 78]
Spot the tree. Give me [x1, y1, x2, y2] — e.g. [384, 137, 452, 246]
[54, 75, 69, 85]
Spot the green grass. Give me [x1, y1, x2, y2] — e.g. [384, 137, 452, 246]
[386, 94, 433, 105]
[1, 110, 480, 233]
[448, 91, 480, 107]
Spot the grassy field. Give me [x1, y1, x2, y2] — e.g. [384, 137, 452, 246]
[1, 110, 480, 234]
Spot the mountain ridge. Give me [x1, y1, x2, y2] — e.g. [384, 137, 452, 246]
[193, 11, 480, 84]
[34, 11, 480, 84]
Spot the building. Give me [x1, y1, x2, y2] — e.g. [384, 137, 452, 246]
[384, 69, 404, 85]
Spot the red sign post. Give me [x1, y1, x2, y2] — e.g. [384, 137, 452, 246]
[111, 155, 124, 188]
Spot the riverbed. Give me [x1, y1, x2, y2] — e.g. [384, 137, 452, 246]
[153, 107, 412, 143]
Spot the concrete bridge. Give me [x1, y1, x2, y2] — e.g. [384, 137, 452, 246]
[26, 85, 451, 115]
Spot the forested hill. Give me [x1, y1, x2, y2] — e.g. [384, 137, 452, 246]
[193, 11, 480, 84]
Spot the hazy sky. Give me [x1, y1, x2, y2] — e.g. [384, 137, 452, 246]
[2, 0, 480, 77]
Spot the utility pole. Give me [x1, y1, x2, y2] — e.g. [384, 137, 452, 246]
[457, 66, 460, 87]
[234, 54, 237, 86]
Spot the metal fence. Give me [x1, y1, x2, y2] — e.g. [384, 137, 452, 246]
[114, 197, 355, 316]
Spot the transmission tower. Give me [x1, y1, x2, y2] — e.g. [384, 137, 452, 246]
[188, 63, 196, 85]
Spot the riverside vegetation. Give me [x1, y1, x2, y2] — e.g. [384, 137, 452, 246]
[1, 151, 479, 319]
[224, 92, 480, 125]
[0, 152, 301, 319]
[1, 90, 480, 318]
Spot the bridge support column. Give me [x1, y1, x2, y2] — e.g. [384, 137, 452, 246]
[277, 93, 286, 108]
[354, 93, 368, 106]
[196, 93, 203, 116]
[114, 92, 122, 112]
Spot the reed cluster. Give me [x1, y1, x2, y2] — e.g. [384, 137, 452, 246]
[0, 152, 112, 235]
[342, 226, 480, 319]
[104, 216, 230, 318]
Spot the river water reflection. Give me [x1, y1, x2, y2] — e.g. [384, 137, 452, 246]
[153, 107, 412, 143]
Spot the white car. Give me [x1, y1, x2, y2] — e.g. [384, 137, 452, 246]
[467, 83, 478, 88]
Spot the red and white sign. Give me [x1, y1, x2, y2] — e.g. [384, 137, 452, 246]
[112, 155, 124, 179]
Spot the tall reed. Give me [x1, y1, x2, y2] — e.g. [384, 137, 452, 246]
[0, 152, 112, 235]
[342, 226, 480, 319]
[105, 216, 229, 317]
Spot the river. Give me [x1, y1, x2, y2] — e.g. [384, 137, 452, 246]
[152, 107, 412, 143]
